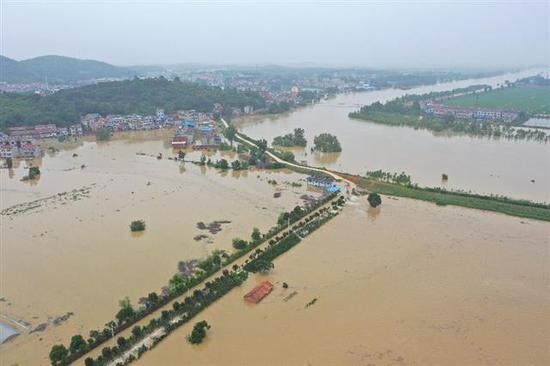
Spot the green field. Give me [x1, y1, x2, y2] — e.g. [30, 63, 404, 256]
[343, 175, 550, 222]
[444, 85, 550, 114]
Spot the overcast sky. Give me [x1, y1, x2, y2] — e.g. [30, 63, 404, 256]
[1, 0, 548, 68]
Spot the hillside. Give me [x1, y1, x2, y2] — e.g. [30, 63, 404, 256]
[0, 55, 38, 83]
[0, 55, 136, 84]
[0, 77, 265, 129]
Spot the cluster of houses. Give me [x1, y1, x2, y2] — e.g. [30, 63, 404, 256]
[0, 133, 42, 159]
[306, 176, 341, 194]
[172, 119, 222, 149]
[420, 101, 519, 123]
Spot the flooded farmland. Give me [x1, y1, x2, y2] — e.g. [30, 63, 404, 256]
[136, 196, 550, 366]
[235, 68, 550, 202]
[0, 132, 320, 365]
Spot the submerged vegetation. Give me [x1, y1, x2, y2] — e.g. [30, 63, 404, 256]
[188, 321, 211, 345]
[50, 191, 343, 365]
[130, 220, 146, 232]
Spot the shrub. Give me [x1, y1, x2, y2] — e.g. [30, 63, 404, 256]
[367, 193, 382, 208]
[28, 166, 41, 179]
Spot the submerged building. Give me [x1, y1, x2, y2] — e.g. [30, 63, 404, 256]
[306, 176, 341, 194]
[244, 281, 274, 304]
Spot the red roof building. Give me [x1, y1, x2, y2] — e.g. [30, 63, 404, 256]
[244, 281, 274, 304]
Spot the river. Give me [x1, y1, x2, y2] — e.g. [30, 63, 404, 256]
[235, 68, 550, 202]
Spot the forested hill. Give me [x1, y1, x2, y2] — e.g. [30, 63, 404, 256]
[0, 55, 135, 84]
[0, 77, 266, 129]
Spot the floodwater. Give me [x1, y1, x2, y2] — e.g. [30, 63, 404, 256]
[0, 131, 320, 365]
[136, 196, 550, 366]
[235, 68, 550, 202]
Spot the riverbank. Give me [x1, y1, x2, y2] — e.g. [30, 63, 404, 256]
[340, 173, 550, 222]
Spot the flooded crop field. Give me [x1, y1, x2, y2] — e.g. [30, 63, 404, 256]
[0, 131, 320, 365]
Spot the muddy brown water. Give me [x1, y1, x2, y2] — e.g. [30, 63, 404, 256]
[136, 196, 550, 366]
[0, 132, 320, 365]
[235, 68, 550, 202]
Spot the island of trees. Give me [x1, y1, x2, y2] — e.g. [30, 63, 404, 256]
[313, 133, 342, 152]
[272, 128, 307, 147]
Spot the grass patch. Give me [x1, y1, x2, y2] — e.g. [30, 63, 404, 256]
[444, 85, 550, 114]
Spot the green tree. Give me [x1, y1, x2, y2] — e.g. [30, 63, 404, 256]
[28, 166, 40, 179]
[188, 320, 211, 344]
[313, 133, 341, 153]
[232, 238, 248, 250]
[231, 160, 241, 170]
[257, 139, 268, 153]
[6, 157, 13, 169]
[49, 344, 69, 366]
[280, 151, 295, 162]
[69, 334, 87, 355]
[84, 357, 95, 366]
[115, 297, 135, 324]
[223, 125, 237, 145]
[251, 227, 262, 242]
[146, 292, 159, 307]
[218, 159, 229, 170]
[367, 193, 382, 208]
[247, 259, 274, 273]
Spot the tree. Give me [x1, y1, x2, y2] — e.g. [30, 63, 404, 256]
[117, 336, 127, 347]
[217, 159, 229, 170]
[188, 320, 211, 344]
[280, 151, 295, 162]
[6, 157, 13, 169]
[84, 357, 95, 366]
[178, 150, 186, 160]
[69, 334, 87, 355]
[146, 292, 159, 307]
[313, 133, 341, 152]
[131, 325, 143, 338]
[367, 193, 382, 208]
[232, 238, 248, 250]
[257, 139, 268, 153]
[231, 160, 241, 170]
[116, 297, 135, 324]
[251, 227, 262, 243]
[130, 220, 146, 232]
[247, 259, 274, 273]
[442, 173, 449, 181]
[223, 125, 237, 145]
[199, 154, 206, 166]
[28, 166, 40, 179]
[49, 344, 69, 366]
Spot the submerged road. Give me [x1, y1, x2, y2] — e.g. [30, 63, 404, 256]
[220, 118, 356, 188]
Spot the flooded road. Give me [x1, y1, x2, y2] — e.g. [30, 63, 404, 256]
[0, 132, 319, 365]
[136, 196, 550, 366]
[235, 69, 550, 202]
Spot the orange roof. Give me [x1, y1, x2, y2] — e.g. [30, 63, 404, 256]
[244, 281, 274, 304]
